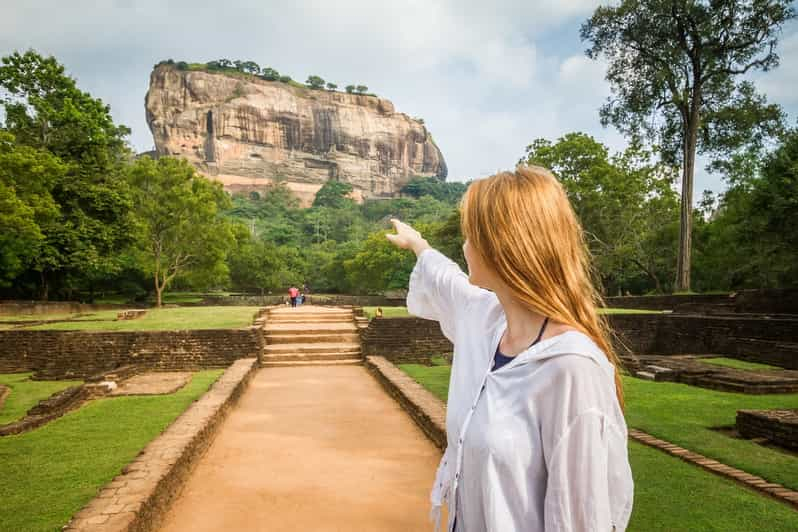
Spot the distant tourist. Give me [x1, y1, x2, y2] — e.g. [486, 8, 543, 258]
[375, 307, 383, 318]
[297, 291, 304, 306]
[288, 286, 299, 307]
[385, 166, 633, 532]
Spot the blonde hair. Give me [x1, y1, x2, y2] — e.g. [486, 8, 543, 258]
[460, 165, 625, 410]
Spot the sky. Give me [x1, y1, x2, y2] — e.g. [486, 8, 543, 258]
[1, 0, 796, 205]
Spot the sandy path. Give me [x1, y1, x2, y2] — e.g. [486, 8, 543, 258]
[159, 365, 445, 531]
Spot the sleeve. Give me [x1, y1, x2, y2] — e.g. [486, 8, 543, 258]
[406, 248, 486, 342]
[543, 410, 616, 532]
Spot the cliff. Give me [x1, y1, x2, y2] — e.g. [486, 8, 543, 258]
[145, 65, 447, 206]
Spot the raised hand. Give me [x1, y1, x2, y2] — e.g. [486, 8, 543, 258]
[385, 218, 432, 256]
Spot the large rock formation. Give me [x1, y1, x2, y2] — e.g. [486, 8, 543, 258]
[145, 65, 447, 206]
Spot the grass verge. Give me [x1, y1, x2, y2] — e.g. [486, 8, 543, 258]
[22, 306, 260, 331]
[0, 373, 83, 425]
[0, 369, 223, 532]
[701, 357, 783, 371]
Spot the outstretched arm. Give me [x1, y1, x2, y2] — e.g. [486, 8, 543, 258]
[386, 218, 485, 341]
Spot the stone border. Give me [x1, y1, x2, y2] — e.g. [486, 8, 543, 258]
[629, 428, 798, 509]
[63, 357, 258, 531]
[367, 355, 798, 512]
[364, 355, 447, 450]
[0, 385, 93, 436]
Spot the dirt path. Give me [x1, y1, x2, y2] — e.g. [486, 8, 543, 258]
[159, 365, 445, 531]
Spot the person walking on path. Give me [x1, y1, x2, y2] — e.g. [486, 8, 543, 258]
[386, 166, 633, 532]
[288, 286, 299, 307]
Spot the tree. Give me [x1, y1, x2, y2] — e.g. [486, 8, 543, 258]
[0, 131, 64, 286]
[227, 223, 284, 293]
[306, 75, 326, 89]
[0, 50, 134, 299]
[344, 230, 417, 293]
[127, 156, 233, 307]
[345, 85, 356, 93]
[235, 60, 260, 74]
[260, 67, 280, 81]
[522, 132, 680, 295]
[326, 82, 338, 91]
[581, 0, 793, 291]
[312, 180, 355, 209]
[355, 85, 368, 94]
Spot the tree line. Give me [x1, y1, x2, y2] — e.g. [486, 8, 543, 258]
[157, 59, 373, 95]
[1, 39, 796, 305]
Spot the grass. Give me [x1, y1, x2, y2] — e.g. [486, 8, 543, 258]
[362, 306, 410, 319]
[624, 377, 798, 490]
[0, 369, 223, 532]
[0, 373, 83, 425]
[701, 357, 782, 371]
[398, 359, 798, 529]
[21, 306, 261, 331]
[628, 440, 798, 531]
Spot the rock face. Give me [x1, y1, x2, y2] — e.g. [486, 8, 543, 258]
[145, 65, 447, 206]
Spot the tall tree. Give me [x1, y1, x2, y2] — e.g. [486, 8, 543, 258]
[581, 0, 793, 291]
[0, 50, 134, 298]
[127, 156, 232, 307]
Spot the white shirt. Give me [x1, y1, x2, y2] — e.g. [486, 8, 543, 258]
[406, 248, 634, 532]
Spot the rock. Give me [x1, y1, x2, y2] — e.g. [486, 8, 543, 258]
[145, 65, 448, 206]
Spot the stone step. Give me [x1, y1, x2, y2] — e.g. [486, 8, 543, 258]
[268, 309, 354, 316]
[263, 342, 361, 355]
[636, 371, 656, 381]
[261, 351, 363, 363]
[266, 333, 361, 344]
[264, 323, 358, 333]
[260, 358, 363, 367]
[266, 316, 354, 323]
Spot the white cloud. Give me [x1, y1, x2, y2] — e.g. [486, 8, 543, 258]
[0, 0, 794, 203]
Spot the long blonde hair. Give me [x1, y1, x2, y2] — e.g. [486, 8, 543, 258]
[460, 165, 625, 410]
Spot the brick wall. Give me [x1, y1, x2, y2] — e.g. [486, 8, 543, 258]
[605, 288, 798, 315]
[0, 328, 264, 379]
[736, 409, 798, 450]
[361, 314, 798, 369]
[608, 314, 798, 369]
[361, 317, 452, 364]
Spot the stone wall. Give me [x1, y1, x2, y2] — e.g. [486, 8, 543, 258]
[609, 314, 798, 369]
[361, 314, 798, 369]
[0, 328, 264, 379]
[360, 317, 452, 364]
[200, 294, 406, 307]
[605, 288, 798, 315]
[737, 409, 798, 450]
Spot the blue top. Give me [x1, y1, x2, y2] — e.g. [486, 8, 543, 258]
[492, 348, 516, 371]
[491, 316, 549, 372]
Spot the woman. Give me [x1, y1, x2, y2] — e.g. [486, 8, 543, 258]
[386, 166, 633, 532]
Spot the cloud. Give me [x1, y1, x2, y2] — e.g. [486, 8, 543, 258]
[0, 0, 794, 205]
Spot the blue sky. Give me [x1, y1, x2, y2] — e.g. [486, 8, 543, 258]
[2, 1, 796, 204]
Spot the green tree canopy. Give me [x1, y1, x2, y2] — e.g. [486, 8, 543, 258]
[127, 156, 233, 306]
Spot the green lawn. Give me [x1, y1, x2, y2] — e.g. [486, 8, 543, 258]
[0, 373, 83, 425]
[21, 306, 261, 331]
[398, 360, 798, 529]
[0, 369, 223, 532]
[362, 306, 410, 319]
[628, 440, 798, 531]
[701, 357, 782, 371]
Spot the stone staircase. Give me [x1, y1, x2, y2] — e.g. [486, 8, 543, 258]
[260, 306, 365, 367]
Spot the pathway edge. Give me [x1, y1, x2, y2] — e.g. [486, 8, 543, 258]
[63, 358, 259, 532]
